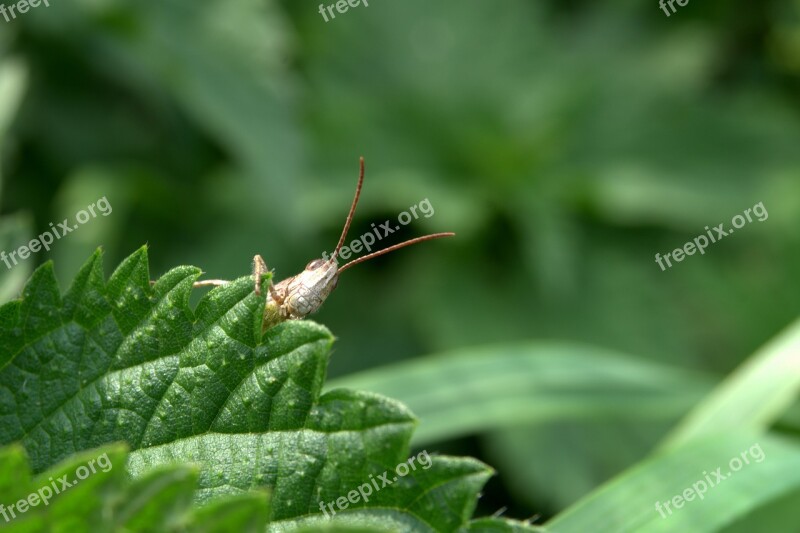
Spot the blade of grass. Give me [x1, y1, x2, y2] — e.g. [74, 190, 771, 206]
[327, 342, 713, 446]
[546, 432, 800, 533]
[661, 317, 800, 451]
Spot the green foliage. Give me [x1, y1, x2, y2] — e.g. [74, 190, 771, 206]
[0, 249, 536, 531]
[661, 318, 800, 450]
[547, 433, 800, 533]
[0, 442, 271, 532]
[2, 0, 800, 529]
[329, 343, 714, 446]
[0, 213, 31, 303]
[0, 58, 29, 303]
[330, 330, 800, 525]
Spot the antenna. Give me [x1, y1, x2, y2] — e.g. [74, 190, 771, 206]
[339, 232, 456, 273]
[331, 157, 455, 272]
[331, 156, 365, 262]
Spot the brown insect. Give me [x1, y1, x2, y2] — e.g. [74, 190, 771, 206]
[193, 157, 454, 329]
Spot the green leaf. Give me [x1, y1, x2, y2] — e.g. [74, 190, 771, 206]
[0, 248, 530, 530]
[661, 318, 800, 450]
[328, 343, 713, 446]
[466, 518, 547, 532]
[483, 420, 674, 513]
[0, 213, 33, 304]
[717, 485, 800, 533]
[183, 492, 270, 533]
[287, 517, 546, 533]
[0, 443, 127, 532]
[0, 58, 27, 142]
[115, 464, 200, 530]
[532, 320, 800, 530]
[546, 432, 800, 533]
[0, 443, 33, 504]
[0, 59, 30, 305]
[0, 442, 271, 532]
[0, 57, 27, 211]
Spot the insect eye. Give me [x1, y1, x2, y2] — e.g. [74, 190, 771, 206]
[306, 259, 326, 270]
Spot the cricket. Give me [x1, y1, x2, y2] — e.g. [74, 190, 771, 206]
[192, 157, 454, 329]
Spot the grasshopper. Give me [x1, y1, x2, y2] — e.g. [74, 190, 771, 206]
[192, 158, 454, 329]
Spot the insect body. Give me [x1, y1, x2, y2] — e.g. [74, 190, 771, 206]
[193, 158, 454, 330]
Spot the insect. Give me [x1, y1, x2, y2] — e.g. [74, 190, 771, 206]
[193, 157, 454, 329]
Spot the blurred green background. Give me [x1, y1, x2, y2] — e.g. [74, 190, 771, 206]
[1, 0, 799, 525]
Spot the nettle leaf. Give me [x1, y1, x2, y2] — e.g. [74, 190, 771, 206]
[0, 442, 270, 532]
[0, 248, 536, 532]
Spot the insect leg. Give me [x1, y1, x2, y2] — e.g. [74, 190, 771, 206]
[253, 254, 282, 302]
